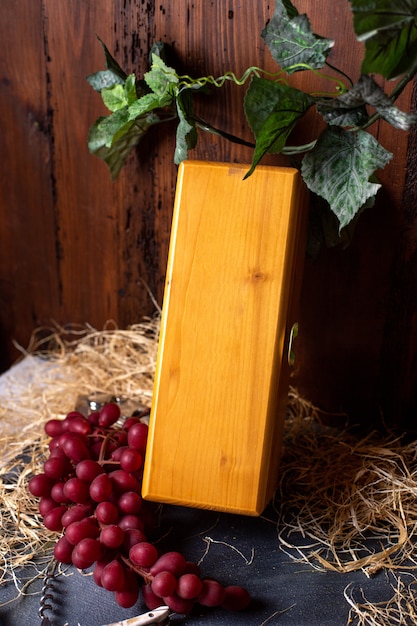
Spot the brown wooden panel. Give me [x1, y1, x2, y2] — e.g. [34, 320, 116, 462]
[0, 1, 59, 366]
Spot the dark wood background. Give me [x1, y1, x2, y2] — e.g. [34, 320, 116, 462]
[1, 1, 416, 428]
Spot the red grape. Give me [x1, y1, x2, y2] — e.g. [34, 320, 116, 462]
[89, 473, 113, 502]
[129, 541, 158, 568]
[98, 402, 121, 427]
[151, 571, 177, 598]
[120, 448, 143, 472]
[118, 514, 145, 531]
[42, 506, 66, 531]
[54, 535, 74, 564]
[65, 411, 86, 422]
[44, 456, 72, 479]
[71, 544, 96, 569]
[44, 419, 64, 437]
[163, 593, 194, 614]
[177, 573, 203, 599]
[123, 528, 147, 552]
[87, 410, 100, 426]
[60, 433, 90, 462]
[65, 518, 99, 545]
[51, 481, 72, 504]
[63, 477, 90, 503]
[95, 501, 119, 525]
[197, 579, 226, 607]
[67, 416, 91, 436]
[221, 585, 251, 611]
[117, 491, 142, 514]
[100, 524, 124, 548]
[101, 559, 125, 591]
[39, 496, 58, 516]
[184, 561, 201, 576]
[28, 473, 53, 498]
[109, 469, 138, 494]
[75, 537, 103, 562]
[114, 569, 140, 608]
[75, 459, 104, 482]
[61, 503, 93, 527]
[122, 416, 139, 430]
[150, 551, 186, 577]
[142, 583, 164, 610]
[127, 422, 148, 452]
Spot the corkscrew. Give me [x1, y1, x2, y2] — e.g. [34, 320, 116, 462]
[38, 559, 58, 625]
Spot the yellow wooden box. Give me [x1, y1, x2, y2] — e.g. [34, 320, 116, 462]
[142, 160, 308, 515]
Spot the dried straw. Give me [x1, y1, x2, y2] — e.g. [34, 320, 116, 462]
[276, 392, 417, 577]
[344, 575, 417, 625]
[0, 318, 158, 465]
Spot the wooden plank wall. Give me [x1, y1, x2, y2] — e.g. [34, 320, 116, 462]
[0, 1, 415, 427]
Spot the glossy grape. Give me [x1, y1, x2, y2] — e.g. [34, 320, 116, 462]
[221, 585, 251, 611]
[98, 402, 121, 428]
[42, 506, 66, 531]
[95, 501, 119, 525]
[63, 477, 90, 503]
[101, 559, 125, 591]
[197, 579, 226, 607]
[129, 541, 158, 568]
[150, 551, 186, 577]
[44, 456, 72, 479]
[75, 459, 103, 482]
[117, 491, 142, 514]
[89, 473, 113, 502]
[127, 422, 148, 452]
[177, 573, 203, 599]
[28, 473, 53, 498]
[151, 570, 177, 597]
[100, 524, 124, 548]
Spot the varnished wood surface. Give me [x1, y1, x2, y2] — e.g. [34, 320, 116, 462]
[143, 162, 308, 514]
[0, 1, 415, 426]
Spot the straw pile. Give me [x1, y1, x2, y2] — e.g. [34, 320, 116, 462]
[1, 318, 417, 624]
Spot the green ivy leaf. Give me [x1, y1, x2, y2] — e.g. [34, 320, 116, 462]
[144, 54, 179, 98]
[301, 127, 393, 229]
[262, 0, 334, 73]
[127, 93, 165, 119]
[86, 37, 128, 92]
[88, 110, 161, 179]
[174, 91, 198, 164]
[86, 69, 126, 92]
[317, 74, 417, 129]
[350, 0, 417, 79]
[101, 74, 138, 112]
[101, 84, 127, 111]
[317, 103, 368, 127]
[244, 76, 314, 176]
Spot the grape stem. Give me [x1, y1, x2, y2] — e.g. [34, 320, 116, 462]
[120, 554, 153, 584]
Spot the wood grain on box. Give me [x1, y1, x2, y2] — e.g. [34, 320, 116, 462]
[142, 161, 308, 515]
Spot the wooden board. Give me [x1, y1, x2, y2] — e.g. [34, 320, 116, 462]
[142, 161, 308, 515]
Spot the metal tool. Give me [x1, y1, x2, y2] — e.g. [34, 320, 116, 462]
[39, 559, 58, 625]
[100, 606, 170, 626]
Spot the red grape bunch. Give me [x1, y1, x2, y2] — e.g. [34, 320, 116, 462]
[28, 403, 251, 615]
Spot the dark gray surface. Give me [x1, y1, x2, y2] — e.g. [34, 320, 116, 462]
[0, 500, 402, 626]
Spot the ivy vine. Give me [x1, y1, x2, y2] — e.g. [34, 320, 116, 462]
[87, 0, 417, 237]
